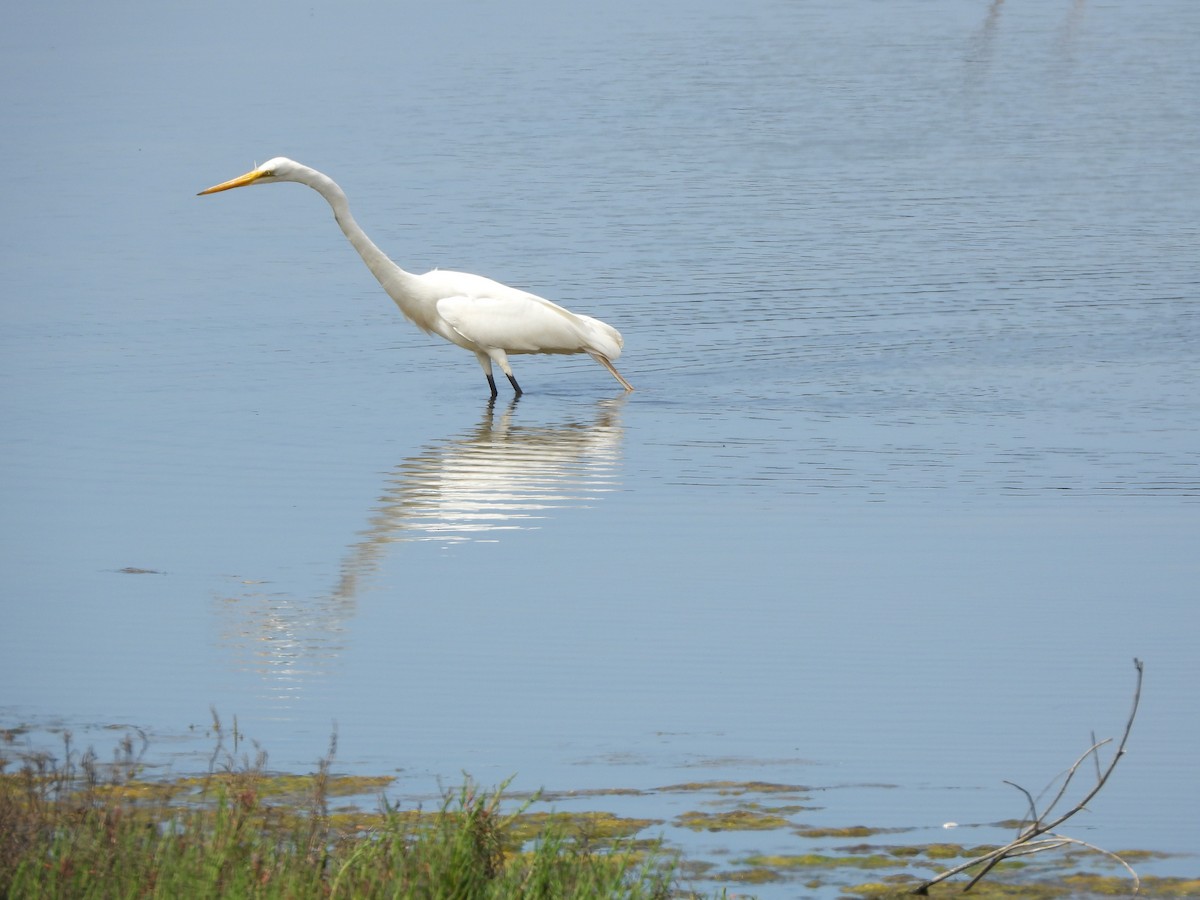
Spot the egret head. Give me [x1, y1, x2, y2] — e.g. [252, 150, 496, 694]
[198, 157, 303, 195]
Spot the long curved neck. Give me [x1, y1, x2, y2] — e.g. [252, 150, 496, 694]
[297, 166, 422, 306]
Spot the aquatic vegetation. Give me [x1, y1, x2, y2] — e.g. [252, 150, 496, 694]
[847, 873, 1200, 898]
[793, 825, 881, 839]
[923, 843, 972, 860]
[2, 702, 1196, 899]
[741, 852, 899, 870]
[658, 779, 810, 795]
[674, 808, 791, 832]
[712, 866, 782, 884]
[510, 810, 664, 845]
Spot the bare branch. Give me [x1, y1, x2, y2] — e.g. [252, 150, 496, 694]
[912, 658, 1144, 895]
[1048, 834, 1141, 894]
[1004, 839, 1072, 857]
[1038, 736, 1112, 825]
[1003, 779, 1039, 829]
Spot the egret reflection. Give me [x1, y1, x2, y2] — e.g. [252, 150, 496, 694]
[218, 398, 626, 693]
[333, 397, 626, 598]
[216, 585, 350, 702]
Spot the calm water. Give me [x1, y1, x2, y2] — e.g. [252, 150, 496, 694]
[3, 0, 1198, 892]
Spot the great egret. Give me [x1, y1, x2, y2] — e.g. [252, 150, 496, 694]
[198, 157, 633, 397]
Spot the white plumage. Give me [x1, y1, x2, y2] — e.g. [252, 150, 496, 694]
[199, 157, 633, 397]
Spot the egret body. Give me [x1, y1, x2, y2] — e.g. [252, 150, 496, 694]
[199, 157, 633, 397]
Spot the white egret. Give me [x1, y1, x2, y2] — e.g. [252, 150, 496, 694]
[198, 157, 633, 397]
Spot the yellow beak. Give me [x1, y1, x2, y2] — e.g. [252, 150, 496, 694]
[197, 168, 269, 196]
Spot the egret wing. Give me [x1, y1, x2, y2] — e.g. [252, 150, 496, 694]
[437, 294, 592, 354]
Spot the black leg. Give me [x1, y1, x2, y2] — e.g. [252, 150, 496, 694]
[486, 373, 498, 398]
[506, 373, 523, 396]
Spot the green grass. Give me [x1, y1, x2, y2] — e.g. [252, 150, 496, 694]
[4, 717, 1200, 899]
[0, 719, 680, 900]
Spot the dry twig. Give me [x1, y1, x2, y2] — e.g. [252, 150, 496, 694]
[912, 657, 1144, 895]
